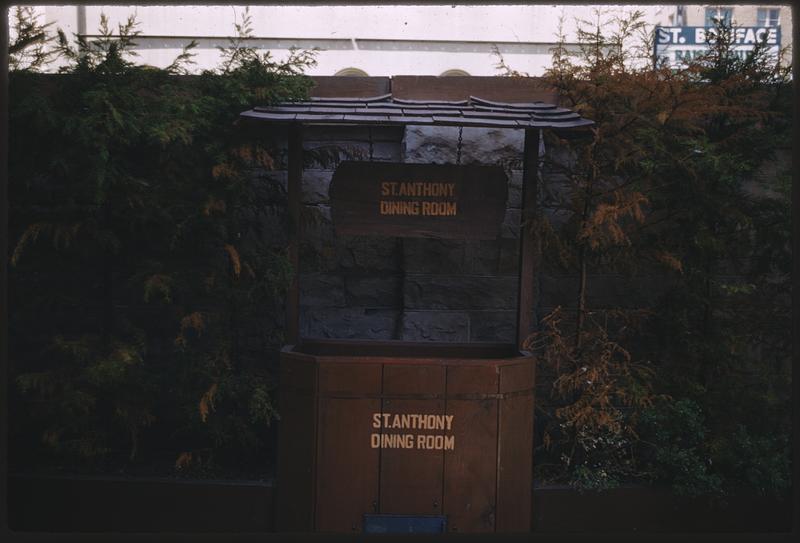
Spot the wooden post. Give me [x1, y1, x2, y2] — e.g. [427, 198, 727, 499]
[286, 123, 303, 345]
[516, 129, 540, 350]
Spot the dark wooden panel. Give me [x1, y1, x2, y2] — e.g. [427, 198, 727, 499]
[446, 364, 499, 395]
[330, 161, 507, 240]
[275, 355, 317, 531]
[379, 398, 445, 515]
[297, 338, 520, 359]
[310, 76, 392, 98]
[392, 76, 558, 104]
[499, 358, 535, 394]
[383, 364, 444, 395]
[443, 399, 498, 533]
[318, 362, 382, 395]
[316, 398, 381, 532]
[496, 393, 534, 532]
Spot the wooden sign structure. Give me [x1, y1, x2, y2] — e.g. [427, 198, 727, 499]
[330, 161, 507, 239]
[240, 81, 593, 535]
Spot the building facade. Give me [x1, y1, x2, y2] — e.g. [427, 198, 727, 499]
[14, 4, 792, 75]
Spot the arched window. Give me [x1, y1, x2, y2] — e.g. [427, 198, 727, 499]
[335, 67, 369, 77]
[439, 69, 470, 77]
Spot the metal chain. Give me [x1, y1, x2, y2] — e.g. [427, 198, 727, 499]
[368, 127, 374, 161]
[456, 126, 463, 165]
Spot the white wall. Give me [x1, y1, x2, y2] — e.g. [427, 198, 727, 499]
[25, 4, 664, 75]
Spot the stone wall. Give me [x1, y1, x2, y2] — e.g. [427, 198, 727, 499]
[256, 123, 689, 344]
[256, 124, 535, 342]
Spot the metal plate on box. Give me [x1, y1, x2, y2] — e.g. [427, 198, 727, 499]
[363, 514, 447, 533]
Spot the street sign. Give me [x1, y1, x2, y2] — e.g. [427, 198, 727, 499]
[654, 26, 781, 69]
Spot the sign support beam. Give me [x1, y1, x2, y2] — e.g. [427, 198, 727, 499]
[286, 123, 303, 346]
[516, 129, 540, 350]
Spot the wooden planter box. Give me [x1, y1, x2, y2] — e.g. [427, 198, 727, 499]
[275, 339, 535, 533]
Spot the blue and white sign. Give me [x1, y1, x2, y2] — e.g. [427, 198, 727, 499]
[654, 26, 781, 68]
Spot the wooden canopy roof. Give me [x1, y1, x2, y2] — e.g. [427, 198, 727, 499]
[240, 94, 593, 130]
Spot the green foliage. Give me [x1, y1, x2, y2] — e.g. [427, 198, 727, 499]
[9, 10, 316, 475]
[639, 399, 723, 497]
[521, 10, 792, 496]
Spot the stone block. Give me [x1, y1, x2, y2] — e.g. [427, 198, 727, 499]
[401, 311, 469, 342]
[402, 126, 524, 165]
[344, 275, 402, 307]
[404, 274, 518, 310]
[300, 307, 400, 340]
[336, 235, 401, 273]
[301, 169, 333, 204]
[299, 273, 346, 308]
[468, 311, 516, 343]
[402, 238, 468, 274]
[507, 170, 523, 208]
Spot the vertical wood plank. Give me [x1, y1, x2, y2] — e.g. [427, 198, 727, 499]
[443, 399, 498, 533]
[517, 129, 540, 349]
[275, 354, 317, 531]
[379, 398, 445, 515]
[286, 124, 303, 345]
[316, 398, 381, 532]
[496, 392, 534, 532]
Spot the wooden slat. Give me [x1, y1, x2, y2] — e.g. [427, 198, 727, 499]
[310, 93, 392, 103]
[275, 353, 317, 531]
[496, 392, 534, 532]
[318, 363, 382, 395]
[379, 398, 445, 515]
[470, 96, 555, 109]
[383, 365, 445, 395]
[393, 97, 469, 106]
[499, 360, 535, 394]
[296, 338, 521, 359]
[316, 397, 381, 532]
[443, 399, 498, 532]
[446, 364, 499, 395]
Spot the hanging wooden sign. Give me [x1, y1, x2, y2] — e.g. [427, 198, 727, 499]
[330, 161, 507, 239]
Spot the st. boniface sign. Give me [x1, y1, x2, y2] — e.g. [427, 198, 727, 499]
[654, 26, 781, 69]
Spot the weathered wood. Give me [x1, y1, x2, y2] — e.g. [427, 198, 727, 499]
[278, 346, 535, 532]
[516, 129, 540, 349]
[310, 76, 392, 98]
[318, 363, 382, 395]
[444, 399, 498, 533]
[379, 397, 445, 515]
[296, 338, 520, 359]
[496, 393, 534, 532]
[330, 161, 507, 240]
[275, 355, 317, 532]
[392, 76, 558, 104]
[316, 397, 381, 532]
[286, 124, 303, 345]
[446, 364, 499, 395]
[383, 364, 445, 395]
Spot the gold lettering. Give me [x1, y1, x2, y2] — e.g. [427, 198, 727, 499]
[371, 433, 380, 448]
[444, 435, 455, 450]
[444, 415, 454, 431]
[381, 182, 390, 196]
[373, 413, 381, 428]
